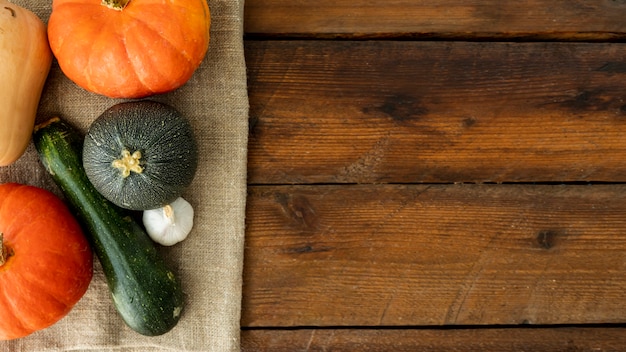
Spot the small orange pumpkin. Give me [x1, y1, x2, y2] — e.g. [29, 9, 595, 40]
[47, 0, 210, 98]
[0, 183, 93, 340]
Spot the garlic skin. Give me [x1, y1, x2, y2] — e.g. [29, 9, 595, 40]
[143, 197, 194, 246]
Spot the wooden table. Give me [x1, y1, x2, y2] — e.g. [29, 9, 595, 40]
[240, 1, 626, 350]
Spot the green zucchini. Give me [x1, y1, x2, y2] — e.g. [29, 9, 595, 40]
[33, 117, 184, 336]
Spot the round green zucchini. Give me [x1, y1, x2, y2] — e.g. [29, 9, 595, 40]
[83, 100, 198, 210]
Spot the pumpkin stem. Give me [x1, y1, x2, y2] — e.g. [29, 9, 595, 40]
[0, 233, 12, 267]
[112, 149, 144, 178]
[101, 0, 130, 11]
[4, 7, 16, 17]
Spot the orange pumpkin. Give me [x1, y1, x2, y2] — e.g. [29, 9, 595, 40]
[0, 183, 93, 340]
[47, 0, 210, 98]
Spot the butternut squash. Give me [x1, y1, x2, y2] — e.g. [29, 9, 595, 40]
[0, 0, 52, 166]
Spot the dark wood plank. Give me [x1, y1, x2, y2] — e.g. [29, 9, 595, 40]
[244, 0, 626, 39]
[242, 184, 626, 327]
[241, 327, 626, 351]
[246, 40, 626, 184]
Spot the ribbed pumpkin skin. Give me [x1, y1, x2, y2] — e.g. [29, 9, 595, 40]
[47, 0, 210, 98]
[0, 183, 93, 340]
[83, 101, 198, 210]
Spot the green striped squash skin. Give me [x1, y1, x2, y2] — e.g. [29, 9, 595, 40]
[33, 117, 184, 336]
[82, 100, 198, 211]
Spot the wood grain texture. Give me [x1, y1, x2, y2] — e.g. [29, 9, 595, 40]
[246, 40, 626, 184]
[242, 327, 626, 351]
[244, 0, 626, 39]
[242, 184, 626, 327]
[243, 1, 626, 347]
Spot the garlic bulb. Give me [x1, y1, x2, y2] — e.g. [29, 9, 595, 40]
[143, 197, 194, 246]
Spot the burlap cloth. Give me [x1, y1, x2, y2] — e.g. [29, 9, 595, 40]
[0, 0, 248, 350]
